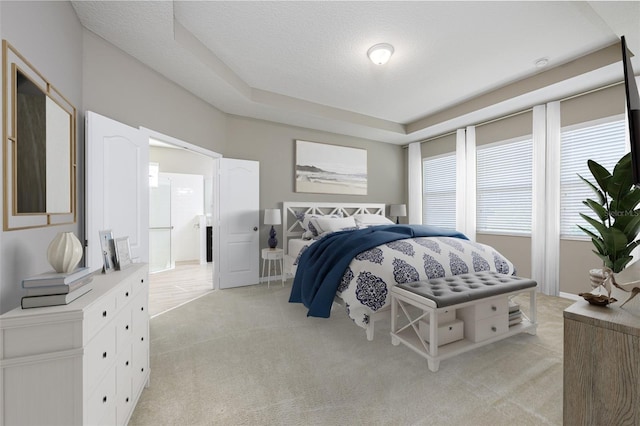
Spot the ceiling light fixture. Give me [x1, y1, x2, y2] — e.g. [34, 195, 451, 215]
[535, 57, 549, 68]
[367, 43, 394, 65]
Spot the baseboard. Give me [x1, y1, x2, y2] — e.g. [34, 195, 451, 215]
[559, 292, 581, 301]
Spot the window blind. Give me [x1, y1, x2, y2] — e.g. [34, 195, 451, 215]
[560, 118, 627, 238]
[422, 153, 456, 229]
[476, 138, 533, 234]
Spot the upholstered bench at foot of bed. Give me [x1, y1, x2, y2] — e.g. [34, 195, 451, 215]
[390, 271, 538, 372]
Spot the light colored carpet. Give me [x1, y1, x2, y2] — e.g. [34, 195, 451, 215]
[130, 281, 574, 426]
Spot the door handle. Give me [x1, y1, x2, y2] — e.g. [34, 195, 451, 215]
[253, 227, 258, 231]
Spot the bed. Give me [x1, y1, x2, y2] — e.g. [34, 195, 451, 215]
[283, 202, 517, 340]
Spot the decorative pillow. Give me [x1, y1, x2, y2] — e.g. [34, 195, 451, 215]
[353, 213, 394, 228]
[312, 216, 358, 236]
[296, 212, 343, 239]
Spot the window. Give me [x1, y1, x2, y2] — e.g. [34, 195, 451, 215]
[560, 117, 627, 238]
[476, 137, 533, 234]
[422, 153, 456, 229]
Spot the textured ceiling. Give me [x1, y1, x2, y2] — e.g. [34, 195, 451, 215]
[71, 1, 640, 145]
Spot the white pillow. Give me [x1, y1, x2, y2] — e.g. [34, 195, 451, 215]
[312, 216, 358, 235]
[296, 212, 342, 239]
[353, 213, 394, 227]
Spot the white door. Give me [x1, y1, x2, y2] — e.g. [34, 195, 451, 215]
[218, 158, 260, 288]
[86, 111, 149, 271]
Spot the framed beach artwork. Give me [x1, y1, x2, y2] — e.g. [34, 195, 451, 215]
[295, 140, 367, 195]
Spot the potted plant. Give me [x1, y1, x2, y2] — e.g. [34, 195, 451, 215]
[578, 152, 640, 306]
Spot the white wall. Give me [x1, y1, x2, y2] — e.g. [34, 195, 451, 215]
[0, 1, 83, 314]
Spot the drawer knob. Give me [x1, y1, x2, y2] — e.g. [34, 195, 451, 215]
[126, 397, 130, 403]
[126, 325, 129, 330]
[102, 396, 107, 403]
[140, 278, 144, 283]
[102, 351, 107, 359]
[141, 367, 145, 373]
[491, 306, 497, 311]
[126, 360, 129, 366]
[141, 307, 144, 312]
[141, 337, 144, 342]
[491, 326, 497, 332]
[125, 291, 129, 297]
[102, 310, 107, 318]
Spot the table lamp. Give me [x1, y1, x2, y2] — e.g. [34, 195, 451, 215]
[390, 204, 407, 224]
[264, 208, 281, 249]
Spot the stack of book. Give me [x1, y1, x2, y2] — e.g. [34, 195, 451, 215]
[21, 267, 94, 309]
[508, 300, 522, 326]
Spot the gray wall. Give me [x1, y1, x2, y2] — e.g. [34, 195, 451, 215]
[82, 30, 228, 154]
[0, 1, 83, 314]
[223, 115, 406, 248]
[0, 4, 404, 313]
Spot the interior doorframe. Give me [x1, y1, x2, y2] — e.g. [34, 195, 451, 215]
[139, 127, 222, 290]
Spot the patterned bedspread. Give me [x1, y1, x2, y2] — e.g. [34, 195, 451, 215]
[290, 229, 515, 329]
[337, 236, 515, 328]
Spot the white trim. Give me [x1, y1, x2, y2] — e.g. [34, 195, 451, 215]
[544, 101, 561, 296]
[559, 292, 581, 301]
[408, 142, 423, 224]
[455, 129, 467, 235]
[464, 126, 477, 240]
[531, 104, 547, 291]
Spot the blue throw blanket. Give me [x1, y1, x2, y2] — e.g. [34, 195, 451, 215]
[289, 224, 468, 318]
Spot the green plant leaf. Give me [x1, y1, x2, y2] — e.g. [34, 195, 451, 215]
[618, 190, 640, 212]
[593, 251, 613, 269]
[582, 199, 608, 221]
[578, 174, 605, 205]
[587, 159, 612, 194]
[622, 214, 640, 242]
[613, 256, 633, 273]
[580, 213, 608, 239]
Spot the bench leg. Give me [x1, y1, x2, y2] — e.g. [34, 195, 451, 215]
[366, 323, 374, 341]
[428, 359, 440, 372]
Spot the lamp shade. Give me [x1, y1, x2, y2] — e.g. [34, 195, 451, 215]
[264, 208, 281, 226]
[389, 204, 407, 217]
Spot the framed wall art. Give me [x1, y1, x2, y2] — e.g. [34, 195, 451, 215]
[295, 140, 367, 195]
[114, 237, 132, 270]
[98, 229, 116, 273]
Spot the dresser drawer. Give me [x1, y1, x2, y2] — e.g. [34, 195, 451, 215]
[116, 280, 134, 310]
[86, 292, 117, 339]
[86, 364, 116, 426]
[133, 336, 149, 394]
[85, 323, 117, 392]
[132, 289, 149, 336]
[116, 308, 133, 351]
[116, 348, 134, 425]
[130, 269, 148, 296]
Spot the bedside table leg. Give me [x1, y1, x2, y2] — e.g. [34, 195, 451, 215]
[280, 257, 284, 286]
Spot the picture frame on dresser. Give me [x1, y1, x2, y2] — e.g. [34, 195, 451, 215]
[99, 229, 116, 273]
[115, 236, 132, 270]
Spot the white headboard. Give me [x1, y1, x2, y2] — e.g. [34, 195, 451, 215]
[282, 202, 386, 255]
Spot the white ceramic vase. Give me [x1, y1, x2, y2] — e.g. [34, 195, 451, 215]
[47, 232, 83, 273]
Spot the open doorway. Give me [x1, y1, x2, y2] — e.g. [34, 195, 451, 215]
[143, 128, 220, 317]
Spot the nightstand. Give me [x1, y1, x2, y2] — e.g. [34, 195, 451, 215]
[261, 248, 284, 288]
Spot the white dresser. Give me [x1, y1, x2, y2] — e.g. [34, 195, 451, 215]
[0, 263, 149, 426]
